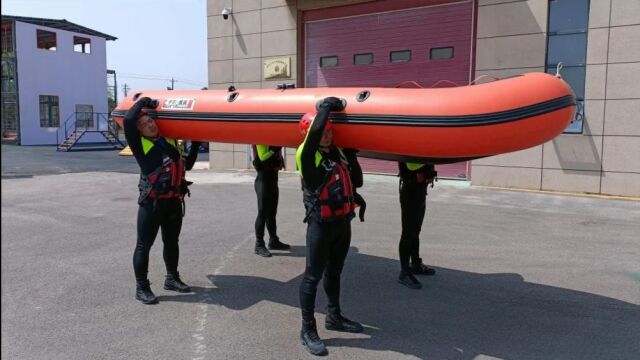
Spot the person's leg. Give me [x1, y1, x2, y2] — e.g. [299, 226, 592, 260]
[410, 192, 435, 275]
[265, 173, 278, 239]
[398, 183, 422, 289]
[324, 220, 363, 333]
[267, 173, 289, 250]
[299, 220, 329, 321]
[410, 194, 426, 265]
[133, 200, 161, 304]
[299, 220, 329, 356]
[254, 172, 271, 257]
[398, 184, 412, 272]
[160, 199, 190, 292]
[324, 221, 349, 315]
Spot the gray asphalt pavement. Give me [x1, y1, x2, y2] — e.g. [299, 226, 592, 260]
[1, 145, 639, 360]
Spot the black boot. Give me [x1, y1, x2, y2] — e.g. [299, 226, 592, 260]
[410, 258, 436, 276]
[164, 272, 191, 293]
[268, 237, 290, 250]
[398, 270, 422, 289]
[255, 240, 272, 257]
[325, 313, 364, 333]
[300, 319, 327, 356]
[135, 280, 158, 304]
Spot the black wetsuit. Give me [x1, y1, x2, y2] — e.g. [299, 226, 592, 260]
[398, 162, 436, 271]
[124, 106, 199, 285]
[252, 145, 284, 243]
[296, 103, 362, 322]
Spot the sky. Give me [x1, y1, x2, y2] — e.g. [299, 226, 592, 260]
[2, 0, 208, 102]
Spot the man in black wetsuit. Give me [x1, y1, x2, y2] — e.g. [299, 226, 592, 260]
[251, 144, 290, 257]
[123, 97, 201, 305]
[295, 97, 365, 356]
[397, 162, 437, 290]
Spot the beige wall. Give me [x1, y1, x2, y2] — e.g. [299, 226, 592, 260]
[472, 0, 640, 197]
[206, 0, 640, 196]
[207, 0, 298, 171]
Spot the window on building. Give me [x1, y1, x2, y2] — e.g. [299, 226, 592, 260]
[430, 47, 454, 60]
[74, 36, 91, 54]
[1, 60, 16, 93]
[37, 29, 57, 51]
[320, 56, 338, 67]
[546, 0, 590, 134]
[354, 53, 373, 65]
[390, 50, 411, 63]
[75, 104, 94, 128]
[1, 21, 14, 57]
[39, 95, 60, 128]
[1, 58, 18, 139]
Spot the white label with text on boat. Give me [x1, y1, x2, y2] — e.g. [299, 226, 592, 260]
[162, 98, 196, 111]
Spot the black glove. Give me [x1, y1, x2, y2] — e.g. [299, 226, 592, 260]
[190, 141, 202, 150]
[343, 148, 359, 156]
[320, 96, 345, 112]
[353, 192, 367, 222]
[124, 97, 153, 121]
[270, 146, 282, 153]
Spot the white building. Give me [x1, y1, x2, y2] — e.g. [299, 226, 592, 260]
[1, 15, 117, 146]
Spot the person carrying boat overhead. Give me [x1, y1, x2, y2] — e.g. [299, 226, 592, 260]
[123, 97, 201, 305]
[296, 97, 366, 356]
[251, 144, 290, 257]
[397, 162, 438, 289]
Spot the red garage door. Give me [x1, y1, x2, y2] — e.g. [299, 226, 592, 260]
[303, 0, 475, 179]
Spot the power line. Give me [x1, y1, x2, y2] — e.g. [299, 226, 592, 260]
[119, 72, 205, 85]
[118, 75, 171, 81]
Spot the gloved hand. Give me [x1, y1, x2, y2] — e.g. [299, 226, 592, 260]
[343, 148, 359, 156]
[124, 97, 155, 121]
[270, 146, 282, 153]
[353, 192, 367, 222]
[320, 96, 345, 112]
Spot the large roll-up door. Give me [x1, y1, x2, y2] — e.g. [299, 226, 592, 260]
[303, 0, 475, 178]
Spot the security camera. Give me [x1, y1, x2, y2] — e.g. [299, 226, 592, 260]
[221, 7, 231, 20]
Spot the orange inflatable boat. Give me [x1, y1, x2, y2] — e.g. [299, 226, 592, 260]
[112, 72, 576, 163]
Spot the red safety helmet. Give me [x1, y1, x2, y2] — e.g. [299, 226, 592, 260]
[299, 112, 332, 136]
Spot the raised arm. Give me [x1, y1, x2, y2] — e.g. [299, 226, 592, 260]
[298, 97, 344, 190]
[123, 97, 152, 165]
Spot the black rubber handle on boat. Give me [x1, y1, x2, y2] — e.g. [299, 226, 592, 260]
[315, 98, 347, 112]
[277, 83, 296, 90]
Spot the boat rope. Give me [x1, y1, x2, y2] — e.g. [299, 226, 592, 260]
[394, 80, 425, 88]
[430, 79, 460, 88]
[555, 62, 564, 79]
[469, 75, 500, 85]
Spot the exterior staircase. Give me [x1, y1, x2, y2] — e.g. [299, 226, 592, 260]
[57, 129, 87, 151]
[57, 112, 124, 151]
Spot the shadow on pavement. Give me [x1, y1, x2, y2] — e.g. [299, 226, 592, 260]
[269, 245, 306, 257]
[161, 247, 640, 359]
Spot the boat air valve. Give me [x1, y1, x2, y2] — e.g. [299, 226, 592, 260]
[227, 92, 239, 102]
[356, 90, 370, 102]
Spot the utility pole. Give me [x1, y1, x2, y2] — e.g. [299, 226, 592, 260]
[123, 83, 130, 97]
[168, 77, 175, 90]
